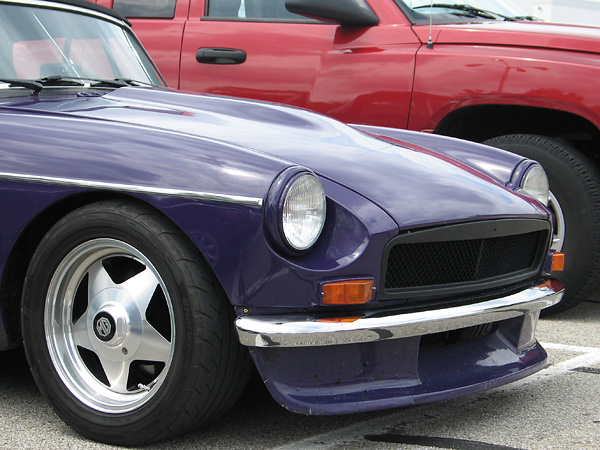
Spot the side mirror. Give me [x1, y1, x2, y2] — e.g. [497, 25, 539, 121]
[285, 0, 380, 26]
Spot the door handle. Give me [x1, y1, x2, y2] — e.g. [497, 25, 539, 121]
[196, 48, 247, 64]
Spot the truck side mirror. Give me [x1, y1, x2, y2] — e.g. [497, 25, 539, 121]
[285, 0, 380, 26]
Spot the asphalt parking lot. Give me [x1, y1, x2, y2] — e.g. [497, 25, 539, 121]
[2, 297, 600, 450]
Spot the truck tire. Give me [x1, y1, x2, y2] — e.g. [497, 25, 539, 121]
[484, 134, 600, 314]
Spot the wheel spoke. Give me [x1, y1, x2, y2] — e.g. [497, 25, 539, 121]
[135, 322, 172, 363]
[71, 314, 93, 351]
[101, 359, 131, 393]
[120, 268, 160, 315]
[87, 260, 116, 297]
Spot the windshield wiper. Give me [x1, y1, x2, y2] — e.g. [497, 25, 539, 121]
[1, 76, 87, 94]
[513, 15, 539, 21]
[73, 78, 154, 88]
[1, 76, 96, 94]
[0, 76, 155, 95]
[116, 78, 155, 87]
[58, 77, 154, 88]
[0, 78, 43, 94]
[38, 76, 85, 87]
[36, 76, 153, 88]
[414, 3, 517, 21]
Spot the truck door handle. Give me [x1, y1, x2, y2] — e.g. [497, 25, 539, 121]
[196, 48, 247, 64]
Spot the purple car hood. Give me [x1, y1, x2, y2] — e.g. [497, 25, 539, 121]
[17, 87, 546, 228]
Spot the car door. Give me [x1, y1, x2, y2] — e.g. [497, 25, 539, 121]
[186, 0, 420, 128]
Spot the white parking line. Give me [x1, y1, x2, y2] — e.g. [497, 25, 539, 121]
[269, 411, 409, 450]
[516, 342, 600, 382]
[269, 342, 600, 450]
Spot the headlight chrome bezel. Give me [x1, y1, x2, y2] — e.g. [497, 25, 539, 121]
[520, 164, 550, 206]
[265, 167, 327, 254]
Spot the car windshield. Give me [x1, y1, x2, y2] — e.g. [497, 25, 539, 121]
[0, 2, 164, 89]
[399, 0, 537, 23]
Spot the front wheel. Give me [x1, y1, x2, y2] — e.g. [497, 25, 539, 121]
[21, 200, 251, 445]
[484, 134, 600, 314]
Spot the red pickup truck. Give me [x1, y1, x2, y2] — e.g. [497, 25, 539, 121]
[95, 0, 600, 313]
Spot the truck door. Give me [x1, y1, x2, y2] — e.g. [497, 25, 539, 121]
[103, 0, 421, 128]
[182, 0, 420, 128]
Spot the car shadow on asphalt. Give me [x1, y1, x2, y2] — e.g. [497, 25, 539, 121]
[158, 367, 396, 450]
[0, 346, 35, 390]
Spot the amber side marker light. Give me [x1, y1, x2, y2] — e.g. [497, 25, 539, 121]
[552, 252, 565, 272]
[321, 279, 374, 305]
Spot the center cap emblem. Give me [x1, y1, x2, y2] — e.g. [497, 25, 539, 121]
[94, 312, 116, 342]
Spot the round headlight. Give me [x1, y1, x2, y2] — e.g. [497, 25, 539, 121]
[521, 165, 549, 206]
[281, 173, 326, 251]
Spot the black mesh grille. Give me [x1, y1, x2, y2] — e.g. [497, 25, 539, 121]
[384, 230, 543, 290]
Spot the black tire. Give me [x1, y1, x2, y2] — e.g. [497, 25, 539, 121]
[21, 200, 251, 445]
[484, 134, 600, 314]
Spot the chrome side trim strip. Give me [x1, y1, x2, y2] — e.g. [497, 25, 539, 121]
[0, 172, 263, 206]
[235, 283, 564, 347]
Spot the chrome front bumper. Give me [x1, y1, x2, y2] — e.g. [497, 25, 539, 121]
[235, 282, 564, 348]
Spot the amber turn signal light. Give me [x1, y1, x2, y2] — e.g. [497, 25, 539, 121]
[552, 252, 565, 272]
[317, 317, 362, 323]
[321, 279, 374, 305]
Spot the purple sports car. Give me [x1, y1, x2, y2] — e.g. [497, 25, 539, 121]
[0, 0, 563, 445]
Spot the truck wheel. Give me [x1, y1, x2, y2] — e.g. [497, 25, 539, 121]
[484, 134, 600, 314]
[21, 200, 251, 445]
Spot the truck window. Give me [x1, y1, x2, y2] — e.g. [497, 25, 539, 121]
[113, 0, 177, 18]
[207, 0, 302, 20]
